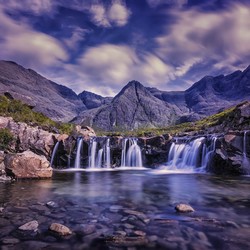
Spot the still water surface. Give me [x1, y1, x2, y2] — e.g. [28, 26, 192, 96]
[0, 170, 250, 249]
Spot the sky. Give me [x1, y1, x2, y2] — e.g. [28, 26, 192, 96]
[0, 0, 250, 96]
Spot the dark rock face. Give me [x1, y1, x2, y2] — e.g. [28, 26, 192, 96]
[149, 66, 250, 122]
[78, 91, 112, 109]
[0, 61, 86, 122]
[76, 81, 181, 130]
[185, 67, 250, 116]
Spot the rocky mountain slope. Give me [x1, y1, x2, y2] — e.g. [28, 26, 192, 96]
[78, 91, 112, 109]
[0, 60, 249, 130]
[73, 81, 183, 130]
[0, 60, 86, 122]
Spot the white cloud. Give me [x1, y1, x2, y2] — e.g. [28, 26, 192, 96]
[0, 7, 68, 68]
[59, 44, 175, 95]
[108, 2, 131, 26]
[155, 4, 250, 78]
[0, 0, 55, 15]
[89, 1, 131, 27]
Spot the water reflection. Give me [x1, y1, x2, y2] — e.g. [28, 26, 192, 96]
[1, 171, 250, 249]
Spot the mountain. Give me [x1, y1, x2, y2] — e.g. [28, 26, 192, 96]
[73, 81, 182, 130]
[0, 60, 249, 130]
[0, 60, 86, 122]
[78, 91, 112, 109]
[185, 66, 250, 116]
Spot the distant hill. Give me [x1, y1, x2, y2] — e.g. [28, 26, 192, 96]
[0, 60, 249, 130]
[0, 60, 86, 122]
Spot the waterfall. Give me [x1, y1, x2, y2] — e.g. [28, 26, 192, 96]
[96, 148, 104, 168]
[50, 141, 59, 167]
[89, 137, 97, 168]
[201, 136, 217, 169]
[242, 131, 250, 174]
[121, 138, 143, 167]
[88, 137, 111, 168]
[105, 138, 111, 168]
[166, 136, 217, 171]
[74, 138, 83, 168]
[121, 138, 128, 167]
[243, 131, 248, 158]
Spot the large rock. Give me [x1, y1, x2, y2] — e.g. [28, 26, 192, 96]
[0, 116, 62, 158]
[75, 125, 96, 141]
[4, 150, 52, 178]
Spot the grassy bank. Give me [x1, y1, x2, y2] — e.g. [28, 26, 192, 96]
[0, 95, 73, 134]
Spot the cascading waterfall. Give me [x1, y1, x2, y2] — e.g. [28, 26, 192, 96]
[96, 148, 104, 168]
[243, 131, 248, 158]
[88, 137, 111, 168]
[89, 137, 97, 168]
[242, 131, 250, 173]
[167, 137, 205, 170]
[121, 138, 143, 167]
[121, 138, 128, 167]
[201, 136, 217, 169]
[50, 141, 59, 167]
[105, 138, 111, 168]
[166, 136, 218, 171]
[74, 138, 83, 168]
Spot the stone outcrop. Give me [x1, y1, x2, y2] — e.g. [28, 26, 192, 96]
[4, 150, 52, 178]
[75, 125, 96, 141]
[206, 131, 250, 175]
[0, 116, 70, 158]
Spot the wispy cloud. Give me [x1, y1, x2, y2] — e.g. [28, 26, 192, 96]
[0, 0, 55, 15]
[90, 1, 131, 27]
[155, 3, 250, 81]
[0, 6, 68, 69]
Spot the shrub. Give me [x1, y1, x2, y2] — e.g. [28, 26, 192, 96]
[0, 128, 14, 150]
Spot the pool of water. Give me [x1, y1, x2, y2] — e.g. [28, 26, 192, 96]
[0, 170, 250, 249]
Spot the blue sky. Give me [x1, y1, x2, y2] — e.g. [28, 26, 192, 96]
[0, 0, 249, 96]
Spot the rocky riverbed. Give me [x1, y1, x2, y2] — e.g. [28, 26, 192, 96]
[0, 171, 250, 249]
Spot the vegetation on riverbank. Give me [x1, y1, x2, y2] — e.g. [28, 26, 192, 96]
[0, 128, 14, 150]
[0, 95, 74, 134]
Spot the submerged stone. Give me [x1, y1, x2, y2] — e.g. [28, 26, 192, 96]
[175, 204, 195, 213]
[49, 223, 72, 236]
[18, 220, 39, 231]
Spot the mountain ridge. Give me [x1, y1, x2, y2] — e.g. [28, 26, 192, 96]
[0, 60, 249, 130]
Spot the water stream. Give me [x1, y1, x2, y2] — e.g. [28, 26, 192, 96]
[1, 171, 249, 249]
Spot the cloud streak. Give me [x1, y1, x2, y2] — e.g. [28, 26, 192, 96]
[90, 1, 131, 27]
[0, 6, 68, 69]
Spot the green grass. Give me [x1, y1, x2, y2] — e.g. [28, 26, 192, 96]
[0, 95, 74, 134]
[0, 128, 14, 150]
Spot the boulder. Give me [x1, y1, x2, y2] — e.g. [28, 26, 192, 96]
[75, 125, 96, 141]
[207, 149, 245, 175]
[4, 150, 52, 178]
